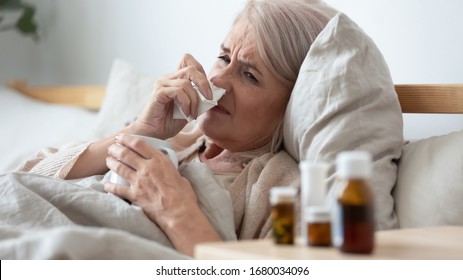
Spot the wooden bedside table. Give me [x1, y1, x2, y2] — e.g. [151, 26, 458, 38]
[195, 226, 463, 260]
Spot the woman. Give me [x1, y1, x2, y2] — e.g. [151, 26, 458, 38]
[19, 0, 336, 256]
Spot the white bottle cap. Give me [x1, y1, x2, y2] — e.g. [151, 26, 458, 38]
[305, 206, 331, 223]
[270, 186, 297, 205]
[336, 151, 372, 179]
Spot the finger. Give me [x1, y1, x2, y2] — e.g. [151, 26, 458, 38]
[150, 84, 191, 117]
[104, 182, 132, 201]
[158, 79, 199, 118]
[177, 81, 198, 119]
[106, 155, 136, 182]
[180, 66, 212, 100]
[178, 53, 207, 76]
[173, 54, 213, 100]
[162, 66, 212, 100]
[107, 143, 144, 170]
[115, 134, 171, 162]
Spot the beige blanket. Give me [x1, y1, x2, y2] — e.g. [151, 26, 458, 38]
[169, 125, 302, 239]
[6, 130, 301, 258]
[0, 162, 237, 259]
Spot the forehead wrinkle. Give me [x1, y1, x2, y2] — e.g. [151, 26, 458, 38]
[221, 40, 263, 76]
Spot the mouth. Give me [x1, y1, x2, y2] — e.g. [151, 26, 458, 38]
[211, 104, 230, 115]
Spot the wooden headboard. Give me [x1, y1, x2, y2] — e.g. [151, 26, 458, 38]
[395, 84, 463, 114]
[6, 80, 463, 114]
[6, 80, 106, 111]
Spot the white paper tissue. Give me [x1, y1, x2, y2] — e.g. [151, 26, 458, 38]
[173, 82, 226, 121]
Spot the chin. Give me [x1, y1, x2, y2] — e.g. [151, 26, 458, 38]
[197, 113, 229, 141]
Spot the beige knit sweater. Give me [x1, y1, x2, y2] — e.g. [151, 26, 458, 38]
[17, 128, 301, 240]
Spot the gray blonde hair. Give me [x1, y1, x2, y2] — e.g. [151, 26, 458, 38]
[235, 0, 337, 153]
[236, 0, 337, 89]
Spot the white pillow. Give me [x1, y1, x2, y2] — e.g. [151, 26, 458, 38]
[394, 131, 463, 228]
[283, 13, 404, 229]
[93, 59, 157, 138]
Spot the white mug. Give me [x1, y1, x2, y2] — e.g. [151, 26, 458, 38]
[109, 135, 178, 186]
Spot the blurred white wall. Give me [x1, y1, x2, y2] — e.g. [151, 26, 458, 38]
[0, 0, 248, 85]
[1, 0, 462, 139]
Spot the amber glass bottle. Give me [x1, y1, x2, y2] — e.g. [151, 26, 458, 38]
[333, 151, 375, 254]
[270, 186, 297, 245]
[306, 206, 332, 247]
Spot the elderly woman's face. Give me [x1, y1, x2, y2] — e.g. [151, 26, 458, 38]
[198, 20, 291, 152]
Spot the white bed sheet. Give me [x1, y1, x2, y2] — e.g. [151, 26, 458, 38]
[0, 86, 99, 174]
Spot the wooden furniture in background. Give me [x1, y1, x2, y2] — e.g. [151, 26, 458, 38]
[195, 226, 463, 260]
[6, 80, 106, 110]
[395, 84, 463, 114]
[6, 81, 463, 113]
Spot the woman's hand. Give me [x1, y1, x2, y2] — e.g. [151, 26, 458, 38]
[105, 134, 198, 227]
[133, 54, 213, 139]
[67, 54, 211, 180]
[104, 134, 222, 255]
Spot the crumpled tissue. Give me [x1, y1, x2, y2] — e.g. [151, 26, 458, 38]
[173, 81, 226, 122]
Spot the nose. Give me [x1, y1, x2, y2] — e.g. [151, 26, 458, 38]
[209, 66, 232, 93]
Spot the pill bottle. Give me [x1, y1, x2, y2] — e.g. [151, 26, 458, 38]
[270, 186, 297, 245]
[332, 151, 375, 254]
[299, 161, 328, 245]
[306, 206, 332, 247]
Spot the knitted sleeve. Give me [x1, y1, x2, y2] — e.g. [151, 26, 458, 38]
[15, 142, 92, 179]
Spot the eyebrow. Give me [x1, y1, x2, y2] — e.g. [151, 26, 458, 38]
[220, 44, 263, 76]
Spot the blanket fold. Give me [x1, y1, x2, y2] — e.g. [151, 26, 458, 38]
[0, 165, 236, 259]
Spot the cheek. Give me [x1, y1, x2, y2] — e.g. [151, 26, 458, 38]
[233, 98, 285, 139]
[238, 94, 287, 122]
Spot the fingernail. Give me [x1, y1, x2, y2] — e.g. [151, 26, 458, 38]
[115, 134, 121, 142]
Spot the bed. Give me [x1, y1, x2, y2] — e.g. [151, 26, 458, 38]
[2, 76, 462, 258]
[0, 13, 462, 259]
